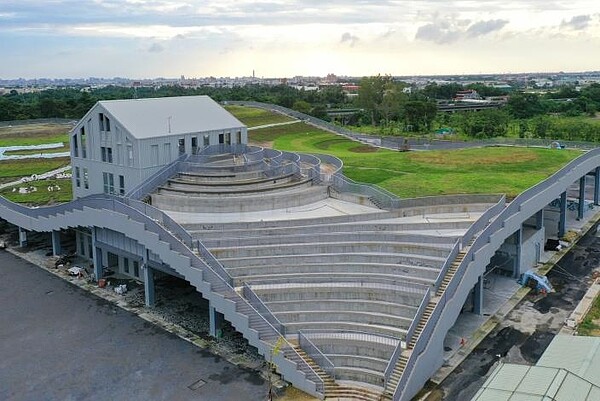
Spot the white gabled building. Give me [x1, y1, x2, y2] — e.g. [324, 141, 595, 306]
[70, 95, 247, 198]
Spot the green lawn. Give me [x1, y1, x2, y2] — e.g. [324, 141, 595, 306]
[0, 178, 73, 204]
[578, 293, 600, 336]
[248, 122, 581, 198]
[224, 105, 295, 127]
[0, 157, 71, 184]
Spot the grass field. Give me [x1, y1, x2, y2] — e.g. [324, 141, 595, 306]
[0, 157, 71, 184]
[224, 105, 295, 127]
[0, 178, 73, 204]
[578, 293, 600, 336]
[0, 123, 71, 147]
[247, 121, 580, 198]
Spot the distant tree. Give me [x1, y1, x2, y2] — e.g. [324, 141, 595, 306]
[292, 100, 311, 114]
[506, 92, 546, 119]
[421, 83, 464, 100]
[456, 109, 510, 138]
[403, 100, 437, 132]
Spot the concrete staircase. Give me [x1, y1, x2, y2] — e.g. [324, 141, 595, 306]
[292, 345, 384, 401]
[380, 241, 475, 400]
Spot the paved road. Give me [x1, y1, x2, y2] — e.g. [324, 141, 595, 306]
[0, 251, 266, 401]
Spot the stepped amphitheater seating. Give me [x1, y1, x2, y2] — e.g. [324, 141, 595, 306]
[151, 152, 494, 391]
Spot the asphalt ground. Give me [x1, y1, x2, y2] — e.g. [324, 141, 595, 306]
[0, 251, 267, 401]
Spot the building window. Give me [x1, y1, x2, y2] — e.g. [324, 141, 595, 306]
[191, 137, 198, 154]
[75, 167, 81, 187]
[103, 172, 115, 194]
[117, 144, 123, 165]
[105, 116, 111, 132]
[236, 131, 242, 144]
[80, 127, 87, 158]
[99, 113, 105, 131]
[123, 258, 130, 274]
[83, 168, 89, 189]
[163, 143, 171, 163]
[127, 144, 133, 167]
[218, 133, 224, 144]
[119, 175, 125, 196]
[151, 144, 159, 165]
[203, 134, 210, 147]
[225, 132, 231, 145]
[101, 147, 113, 163]
[72, 135, 79, 157]
[133, 260, 140, 277]
[178, 138, 185, 155]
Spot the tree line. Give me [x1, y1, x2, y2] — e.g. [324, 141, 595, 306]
[2, 78, 600, 142]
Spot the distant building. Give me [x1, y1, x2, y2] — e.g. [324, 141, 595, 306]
[454, 90, 481, 101]
[69, 96, 247, 198]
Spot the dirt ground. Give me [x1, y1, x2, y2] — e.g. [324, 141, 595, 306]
[0, 122, 70, 137]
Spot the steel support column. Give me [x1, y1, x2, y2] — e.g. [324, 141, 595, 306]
[559, 192, 567, 238]
[535, 209, 544, 230]
[514, 228, 522, 279]
[51, 230, 61, 256]
[143, 257, 155, 307]
[578, 175, 586, 220]
[209, 301, 224, 338]
[473, 275, 484, 316]
[18, 227, 27, 247]
[91, 227, 103, 280]
[595, 167, 600, 206]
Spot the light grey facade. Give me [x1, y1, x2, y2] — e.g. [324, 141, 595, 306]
[70, 96, 247, 198]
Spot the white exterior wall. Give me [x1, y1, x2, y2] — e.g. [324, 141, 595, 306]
[70, 102, 247, 198]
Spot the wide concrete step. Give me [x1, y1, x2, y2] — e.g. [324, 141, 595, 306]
[172, 171, 294, 186]
[211, 241, 452, 259]
[333, 366, 385, 387]
[328, 354, 389, 373]
[228, 262, 440, 283]
[305, 334, 398, 360]
[274, 310, 413, 329]
[187, 215, 478, 237]
[151, 185, 328, 213]
[220, 252, 445, 269]
[233, 271, 436, 288]
[183, 203, 492, 232]
[326, 385, 383, 401]
[203, 231, 458, 249]
[266, 299, 418, 319]
[159, 176, 311, 196]
[178, 169, 265, 182]
[251, 282, 427, 305]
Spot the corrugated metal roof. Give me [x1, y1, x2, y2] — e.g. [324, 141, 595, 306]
[471, 336, 600, 401]
[99, 96, 245, 140]
[537, 335, 600, 384]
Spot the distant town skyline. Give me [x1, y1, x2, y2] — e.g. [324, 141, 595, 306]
[1, 1, 600, 79]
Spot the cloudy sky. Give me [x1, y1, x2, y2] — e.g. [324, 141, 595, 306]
[1, 0, 599, 78]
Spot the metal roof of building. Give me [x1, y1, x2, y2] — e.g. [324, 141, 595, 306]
[99, 96, 245, 139]
[470, 336, 600, 401]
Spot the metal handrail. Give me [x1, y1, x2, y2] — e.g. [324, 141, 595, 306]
[125, 153, 189, 200]
[242, 283, 286, 336]
[298, 330, 336, 379]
